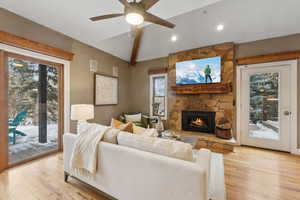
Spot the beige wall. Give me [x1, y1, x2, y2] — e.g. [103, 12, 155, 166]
[131, 34, 300, 148]
[129, 57, 168, 113]
[0, 8, 131, 133]
[235, 34, 300, 58]
[70, 41, 130, 132]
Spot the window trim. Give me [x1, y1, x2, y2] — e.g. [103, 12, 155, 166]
[149, 73, 168, 120]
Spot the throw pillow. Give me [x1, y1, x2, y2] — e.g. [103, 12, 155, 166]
[133, 124, 147, 134]
[117, 132, 193, 161]
[143, 128, 159, 137]
[118, 122, 134, 133]
[124, 113, 142, 123]
[111, 118, 134, 133]
[102, 128, 120, 144]
[111, 118, 124, 127]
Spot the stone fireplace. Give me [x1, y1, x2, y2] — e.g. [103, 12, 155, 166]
[167, 42, 236, 137]
[182, 111, 216, 133]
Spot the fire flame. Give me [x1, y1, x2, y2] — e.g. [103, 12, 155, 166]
[191, 118, 207, 127]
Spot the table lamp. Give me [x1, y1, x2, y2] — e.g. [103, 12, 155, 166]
[71, 104, 94, 132]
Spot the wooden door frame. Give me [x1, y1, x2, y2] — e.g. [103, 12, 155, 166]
[0, 50, 8, 172]
[236, 60, 298, 154]
[0, 50, 65, 170]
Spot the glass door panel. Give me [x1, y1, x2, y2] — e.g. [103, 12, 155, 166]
[241, 63, 291, 152]
[248, 72, 279, 140]
[7, 56, 60, 164]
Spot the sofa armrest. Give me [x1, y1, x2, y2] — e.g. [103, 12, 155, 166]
[63, 133, 77, 172]
[195, 148, 211, 194]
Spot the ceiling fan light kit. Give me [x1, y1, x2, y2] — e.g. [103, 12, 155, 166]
[90, 0, 175, 29]
[89, 0, 176, 65]
[126, 12, 144, 25]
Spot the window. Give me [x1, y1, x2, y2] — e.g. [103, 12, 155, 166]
[149, 73, 168, 120]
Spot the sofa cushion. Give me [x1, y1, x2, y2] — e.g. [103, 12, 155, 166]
[133, 125, 158, 137]
[117, 132, 193, 161]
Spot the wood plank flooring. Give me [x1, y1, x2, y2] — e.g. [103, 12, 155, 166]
[0, 146, 300, 200]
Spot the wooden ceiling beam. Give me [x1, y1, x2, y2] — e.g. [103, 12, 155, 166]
[130, 27, 143, 66]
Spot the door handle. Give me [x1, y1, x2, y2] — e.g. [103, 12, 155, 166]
[284, 111, 291, 116]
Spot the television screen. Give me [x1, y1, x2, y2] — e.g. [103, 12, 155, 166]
[176, 56, 221, 85]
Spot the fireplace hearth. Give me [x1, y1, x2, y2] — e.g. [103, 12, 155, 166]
[182, 110, 216, 134]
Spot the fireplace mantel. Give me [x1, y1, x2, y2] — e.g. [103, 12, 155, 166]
[171, 83, 232, 94]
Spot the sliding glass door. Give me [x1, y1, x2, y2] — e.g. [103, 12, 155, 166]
[0, 51, 63, 167]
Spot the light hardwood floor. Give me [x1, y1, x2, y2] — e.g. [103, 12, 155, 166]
[0, 147, 300, 200]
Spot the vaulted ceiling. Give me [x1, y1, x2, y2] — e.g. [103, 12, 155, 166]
[1, 0, 300, 62]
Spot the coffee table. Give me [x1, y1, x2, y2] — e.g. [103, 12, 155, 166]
[160, 130, 198, 148]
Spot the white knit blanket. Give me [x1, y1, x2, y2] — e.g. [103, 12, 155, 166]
[70, 123, 109, 176]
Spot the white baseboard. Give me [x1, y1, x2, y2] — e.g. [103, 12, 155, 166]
[292, 148, 300, 155]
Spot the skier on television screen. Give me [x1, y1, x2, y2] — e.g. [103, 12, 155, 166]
[204, 65, 213, 83]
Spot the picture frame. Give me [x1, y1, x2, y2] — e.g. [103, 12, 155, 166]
[94, 73, 118, 106]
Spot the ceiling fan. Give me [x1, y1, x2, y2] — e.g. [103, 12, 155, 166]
[89, 0, 176, 65]
[90, 0, 176, 29]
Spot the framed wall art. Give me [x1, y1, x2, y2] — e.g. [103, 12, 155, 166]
[94, 73, 118, 106]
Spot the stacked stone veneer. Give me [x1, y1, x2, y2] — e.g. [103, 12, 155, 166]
[167, 43, 236, 137]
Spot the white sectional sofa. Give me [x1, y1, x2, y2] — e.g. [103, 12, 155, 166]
[63, 133, 212, 200]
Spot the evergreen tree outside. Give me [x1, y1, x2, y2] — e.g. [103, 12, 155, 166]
[249, 72, 279, 124]
[8, 58, 58, 126]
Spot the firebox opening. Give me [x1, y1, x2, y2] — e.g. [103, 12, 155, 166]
[182, 110, 216, 134]
[190, 118, 208, 128]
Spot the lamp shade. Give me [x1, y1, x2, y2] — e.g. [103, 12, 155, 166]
[71, 104, 94, 121]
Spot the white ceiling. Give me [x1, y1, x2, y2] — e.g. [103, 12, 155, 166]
[1, 0, 300, 62]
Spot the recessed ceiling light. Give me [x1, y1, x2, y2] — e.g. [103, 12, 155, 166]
[217, 24, 224, 31]
[171, 35, 178, 42]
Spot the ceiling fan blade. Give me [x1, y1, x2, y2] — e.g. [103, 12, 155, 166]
[90, 14, 123, 21]
[118, 0, 130, 7]
[140, 0, 160, 10]
[144, 12, 175, 28]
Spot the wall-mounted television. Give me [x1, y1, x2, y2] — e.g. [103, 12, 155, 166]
[176, 56, 221, 85]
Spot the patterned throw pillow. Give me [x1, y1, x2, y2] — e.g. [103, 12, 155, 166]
[110, 118, 133, 133]
[111, 118, 124, 127]
[118, 122, 133, 133]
